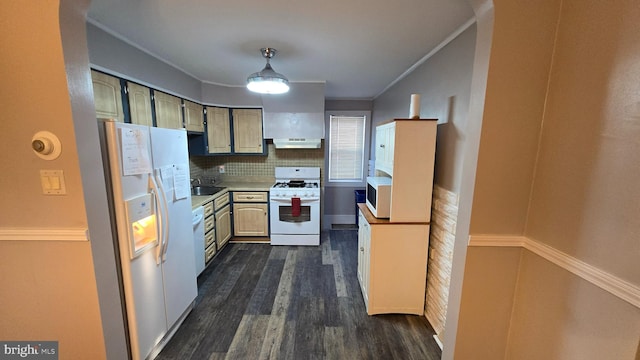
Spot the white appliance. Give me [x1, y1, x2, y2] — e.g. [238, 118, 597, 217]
[270, 167, 321, 245]
[100, 120, 197, 360]
[366, 176, 392, 218]
[192, 206, 205, 275]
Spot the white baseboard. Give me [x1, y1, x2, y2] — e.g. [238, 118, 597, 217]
[323, 215, 356, 229]
[0, 227, 89, 241]
[469, 235, 640, 309]
[433, 334, 444, 350]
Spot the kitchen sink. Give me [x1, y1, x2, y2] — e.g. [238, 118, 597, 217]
[191, 185, 225, 196]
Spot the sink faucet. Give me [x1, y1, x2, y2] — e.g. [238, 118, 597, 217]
[190, 178, 201, 186]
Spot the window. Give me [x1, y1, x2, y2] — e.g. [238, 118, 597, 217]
[328, 115, 366, 182]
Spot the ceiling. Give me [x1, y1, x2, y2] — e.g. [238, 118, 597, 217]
[87, 0, 474, 100]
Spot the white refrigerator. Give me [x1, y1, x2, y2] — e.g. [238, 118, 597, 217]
[101, 120, 197, 360]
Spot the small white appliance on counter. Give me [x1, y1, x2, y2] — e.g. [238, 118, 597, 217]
[270, 167, 321, 245]
[99, 120, 197, 360]
[366, 176, 392, 218]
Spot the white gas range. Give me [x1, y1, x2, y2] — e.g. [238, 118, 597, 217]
[270, 167, 321, 246]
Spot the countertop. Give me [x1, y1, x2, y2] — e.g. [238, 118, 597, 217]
[191, 180, 274, 209]
[357, 203, 430, 225]
[191, 192, 225, 209]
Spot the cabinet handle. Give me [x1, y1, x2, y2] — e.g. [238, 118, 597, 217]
[379, 144, 385, 148]
[360, 247, 364, 252]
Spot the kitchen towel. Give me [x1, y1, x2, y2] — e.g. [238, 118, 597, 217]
[291, 197, 301, 217]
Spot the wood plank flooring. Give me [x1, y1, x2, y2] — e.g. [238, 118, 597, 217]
[157, 230, 442, 360]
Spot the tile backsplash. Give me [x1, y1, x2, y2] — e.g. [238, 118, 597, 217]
[190, 141, 324, 181]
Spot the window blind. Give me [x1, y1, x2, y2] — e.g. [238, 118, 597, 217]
[328, 115, 366, 182]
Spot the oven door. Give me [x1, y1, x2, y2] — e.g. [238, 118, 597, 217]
[270, 197, 320, 235]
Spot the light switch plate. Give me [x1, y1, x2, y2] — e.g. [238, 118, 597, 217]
[40, 170, 66, 195]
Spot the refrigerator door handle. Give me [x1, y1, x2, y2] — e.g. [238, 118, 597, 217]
[149, 173, 166, 265]
[154, 169, 171, 262]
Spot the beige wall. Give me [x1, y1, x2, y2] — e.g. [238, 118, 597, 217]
[508, 0, 640, 358]
[453, 1, 560, 356]
[455, 247, 521, 359]
[507, 252, 639, 360]
[0, 1, 108, 359]
[524, 0, 640, 286]
[469, 0, 561, 235]
[0, 1, 87, 228]
[452, 0, 640, 359]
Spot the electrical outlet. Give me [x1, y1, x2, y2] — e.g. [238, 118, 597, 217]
[218, 165, 225, 174]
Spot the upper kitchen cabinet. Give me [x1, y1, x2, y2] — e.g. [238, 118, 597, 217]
[153, 91, 183, 129]
[206, 106, 231, 154]
[375, 122, 396, 176]
[91, 70, 125, 122]
[126, 82, 153, 126]
[375, 119, 438, 223]
[184, 100, 204, 132]
[189, 107, 265, 156]
[232, 108, 264, 154]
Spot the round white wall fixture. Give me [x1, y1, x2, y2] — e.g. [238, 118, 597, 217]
[31, 131, 62, 160]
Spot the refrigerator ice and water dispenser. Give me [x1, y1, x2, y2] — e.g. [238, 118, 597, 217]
[125, 193, 158, 258]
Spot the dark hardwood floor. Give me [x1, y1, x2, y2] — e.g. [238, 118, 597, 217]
[157, 230, 442, 360]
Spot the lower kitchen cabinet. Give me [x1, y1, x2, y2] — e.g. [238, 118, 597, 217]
[203, 200, 216, 263]
[232, 191, 269, 237]
[195, 190, 231, 269]
[215, 203, 231, 249]
[357, 206, 430, 315]
[357, 210, 371, 305]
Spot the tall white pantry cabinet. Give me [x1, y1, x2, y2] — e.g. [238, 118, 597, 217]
[358, 119, 437, 315]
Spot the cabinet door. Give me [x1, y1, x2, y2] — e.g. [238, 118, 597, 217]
[357, 211, 366, 286]
[91, 70, 124, 122]
[375, 122, 395, 175]
[206, 106, 231, 154]
[232, 109, 264, 154]
[126, 82, 153, 126]
[375, 126, 386, 170]
[215, 204, 232, 248]
[154, 91, 183, 129]
[386, 124, 395, 173]
[233, 203, 268, 236]
[357, 210, 372, 308]
[184, 100, 204, 132]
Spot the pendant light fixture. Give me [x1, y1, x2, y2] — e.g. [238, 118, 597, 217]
[246, 47, 290, 94]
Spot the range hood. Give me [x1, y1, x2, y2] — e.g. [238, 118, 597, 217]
[273, 138, 322, 149]
[262, 83, 325, 149]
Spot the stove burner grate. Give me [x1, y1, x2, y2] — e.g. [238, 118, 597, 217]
[273, 181, 319, 189]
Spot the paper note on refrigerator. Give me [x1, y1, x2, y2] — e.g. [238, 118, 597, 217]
[173, 164, 190, 200]
[160, 165, 174, 199]
[120, 128, 152, 176]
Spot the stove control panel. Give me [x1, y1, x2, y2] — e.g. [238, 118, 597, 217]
[270, 189, 319, 199]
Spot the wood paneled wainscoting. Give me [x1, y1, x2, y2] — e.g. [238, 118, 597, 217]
[425, 185, 459, 345]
